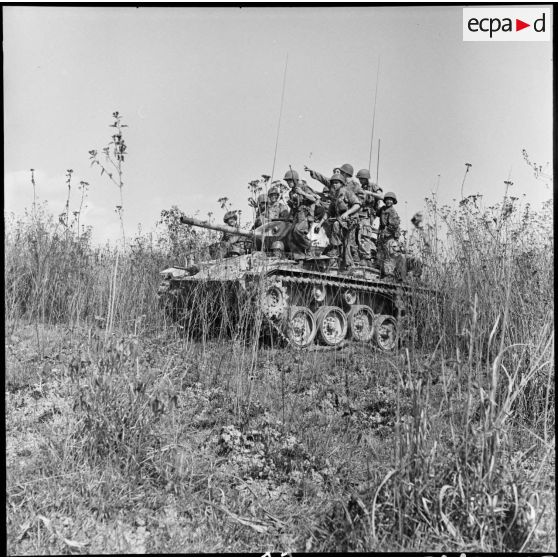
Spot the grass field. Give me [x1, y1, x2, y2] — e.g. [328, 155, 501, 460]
[5, 188, 555, 554]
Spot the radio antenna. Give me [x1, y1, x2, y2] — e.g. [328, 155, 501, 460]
[368, 56, 381, 170]
[376, 138, 381, 184]
[270, 54, 289, 184]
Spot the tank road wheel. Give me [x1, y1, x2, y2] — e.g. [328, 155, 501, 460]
[315, 306, 348, 346]
[312, 284, 327, 303]
[342, 289, 357, 306]
[261, 279, 288, 319]
[284, 306, 317, 348]
[347, 305, 375, 342]
[374, 314, 398, 352]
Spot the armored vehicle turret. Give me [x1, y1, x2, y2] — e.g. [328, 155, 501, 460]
[158, 216, 414, 351]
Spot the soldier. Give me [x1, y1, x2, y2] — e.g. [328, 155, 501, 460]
[356, 169, 384, 215]
[408, 212, 433, 254]
[305, 163, 362, 195]
[305, 163, 362, 242]
[270, 240, 286, 258]
[354, 169, 384, 264]
[319, 173, 361, 270]
[376, 192, 401, 278]
[266, 184, 290, 220]
[285, 169, 320, 259]
[253, 193, 268, 228]
[405, 211, 434, 278]
[335, 163, 363, 193]
[221, 211, 245, 257]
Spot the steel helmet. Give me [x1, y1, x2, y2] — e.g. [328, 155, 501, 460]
[268, 185, 280, 196]
[257, 193, 268, 204]
[383, 191, 398, 204]
[356, 169, 371, 180]
[337, 163, 354, 177]
[284, 169, 299, 181]
[271, 240, 285, 251]
[329, 172, 346, 185]
[411, 211, 423, 225]
[223, 210, 238, 223]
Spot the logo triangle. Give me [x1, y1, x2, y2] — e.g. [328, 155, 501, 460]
[516, 19, 530, 31]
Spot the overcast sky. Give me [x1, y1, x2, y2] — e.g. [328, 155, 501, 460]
[4, 6, 553, 244]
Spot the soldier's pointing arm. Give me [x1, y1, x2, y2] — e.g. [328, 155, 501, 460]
[306, 168, 331, 189]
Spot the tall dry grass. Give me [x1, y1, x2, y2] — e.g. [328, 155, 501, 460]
[4, 201, 220, 334]
[360, 193, 555, 551]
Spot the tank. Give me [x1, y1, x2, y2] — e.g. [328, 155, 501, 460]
[157, 215, 414, 351]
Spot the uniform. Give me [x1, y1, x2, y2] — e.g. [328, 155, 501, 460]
[376, 203, 401, 277]
[307, 166, 363, 248]
[407, 224, 433, 258]
[252, 193, 268, 229]
[287, 180, 319, 259]
[221, 212, 246, 257]
[354, 185, 383, 263]
[220, 230, 244, 256]
[406, 220, 434, 279]
[324, 185, 361, 269]
[266, 199, 290, 221]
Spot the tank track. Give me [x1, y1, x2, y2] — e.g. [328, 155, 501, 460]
[246, 267, 409, 298]
[248, 267, 412, 351]
[252, 267, 409, 319]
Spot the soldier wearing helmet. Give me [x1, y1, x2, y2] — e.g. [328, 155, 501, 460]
[405, 211, 434, 279]
[270, 240, 285, 258]
[284, 169, 320, 259]
[376, 191, 401, 277]
[224, 210, 238, 226]
[266, 184, 290, 221]
[257, 192, 268, 209]
[253, 193, 268, 228]
[318, 173, 361, 270]
[221, 211, 246, 257]
[304, 163, 363, 252]
[356, 169, 383, 203]
[305, 162, 363, 195]
[353, 168, 384, 265]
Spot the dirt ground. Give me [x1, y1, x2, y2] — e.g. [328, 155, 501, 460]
[5, 323, 555, 554]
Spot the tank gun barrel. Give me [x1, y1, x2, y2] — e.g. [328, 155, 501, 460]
[180, 215, 294, 244]
[179, 215, 254, 238]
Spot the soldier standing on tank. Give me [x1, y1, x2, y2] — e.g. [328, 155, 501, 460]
[284, 169, 320, 259]
[306, 163, 364, 261]
[319, 173, 361, 270]
[376, 192, 401, 277]
[253, 193, 268, 228]
[356, 169, 384, 215]
[266, 184, 290, 220]
[301, 169, 329, 227]
[221, 211, 246, 257]
[354, 169, 384, 264]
